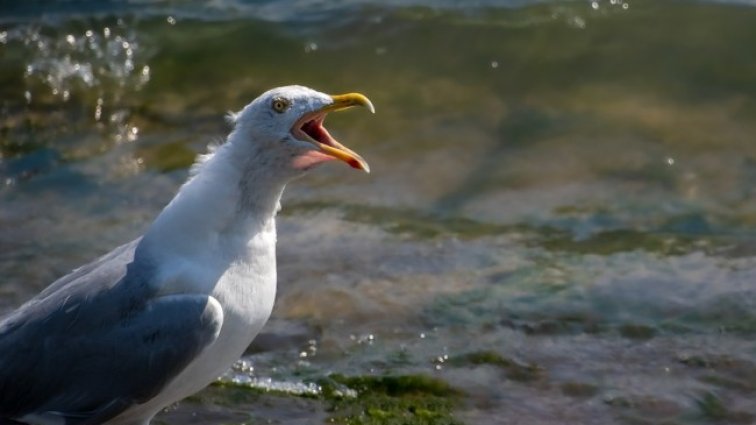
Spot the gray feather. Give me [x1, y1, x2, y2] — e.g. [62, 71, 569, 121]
[0, 240, 223, 424]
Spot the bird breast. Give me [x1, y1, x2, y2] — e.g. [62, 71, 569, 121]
[126, 224, 278, 421]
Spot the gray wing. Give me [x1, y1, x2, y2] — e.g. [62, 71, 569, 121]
[0, 240, 223, 424]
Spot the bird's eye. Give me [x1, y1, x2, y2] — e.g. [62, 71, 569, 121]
[271, 97, 291, 113]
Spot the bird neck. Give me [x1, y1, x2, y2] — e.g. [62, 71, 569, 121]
[141, 141, 286, 259]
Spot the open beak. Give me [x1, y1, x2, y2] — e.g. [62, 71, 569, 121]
[291, 93, 374, 173]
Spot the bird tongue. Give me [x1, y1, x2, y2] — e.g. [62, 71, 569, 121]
[291, 94, 372, 173]
[297, 116, 368, 171]
[301, 119, 331, 146]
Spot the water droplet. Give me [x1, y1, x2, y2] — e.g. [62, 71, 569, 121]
[103, 27, 111, 38]
[140, 65, 151, 84]
[591, 1, 600, 9]
[127, 127, 140, 142]
[304, 42, 318, 53]
[66, 34, 75, 45]
[166, 16, 176, 25]
[622, 3, 629, 9]
[571, 16, 586, 29]
[490, 60, 499, 69]
[666, 157, 675, 166]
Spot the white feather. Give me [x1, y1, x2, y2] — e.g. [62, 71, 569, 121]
[106, 86, 334, 424]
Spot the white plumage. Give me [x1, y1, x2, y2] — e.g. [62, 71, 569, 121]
[0, 85, 373, 425]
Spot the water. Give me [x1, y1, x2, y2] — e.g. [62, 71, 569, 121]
[2, 0, 756, 423]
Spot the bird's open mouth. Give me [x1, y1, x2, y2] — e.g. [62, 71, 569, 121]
[291, 93, 374, 173]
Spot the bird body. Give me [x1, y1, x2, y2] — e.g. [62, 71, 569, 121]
[109, 142, 282, 424]
[0, 86, 373, 424]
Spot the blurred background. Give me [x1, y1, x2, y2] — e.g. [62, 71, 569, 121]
[2, 1, 756, 424]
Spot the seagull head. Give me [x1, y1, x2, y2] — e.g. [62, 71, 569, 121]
[230, 85, 374, 179]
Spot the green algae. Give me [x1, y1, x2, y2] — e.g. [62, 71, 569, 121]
[167, 374, 463, 425]
[189, 374, 465, 425]
[320, 374, 463, 425]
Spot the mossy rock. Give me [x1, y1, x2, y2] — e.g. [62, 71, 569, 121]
[320, 374, 464, 425]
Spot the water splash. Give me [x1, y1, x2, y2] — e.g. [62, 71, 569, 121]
[218, 358, 331, 397]
[5, 20, 150, 143]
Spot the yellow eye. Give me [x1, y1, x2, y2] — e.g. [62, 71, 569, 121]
[271, 97, 290, 113]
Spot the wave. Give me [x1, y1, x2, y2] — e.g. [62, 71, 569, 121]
[4, 0, 753, 25]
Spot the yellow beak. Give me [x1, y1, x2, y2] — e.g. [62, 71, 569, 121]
[325, 93, 376, 114]
[294, 92, 374, 173]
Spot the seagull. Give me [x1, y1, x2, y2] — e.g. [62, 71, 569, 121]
[0, 85, 374, 425]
